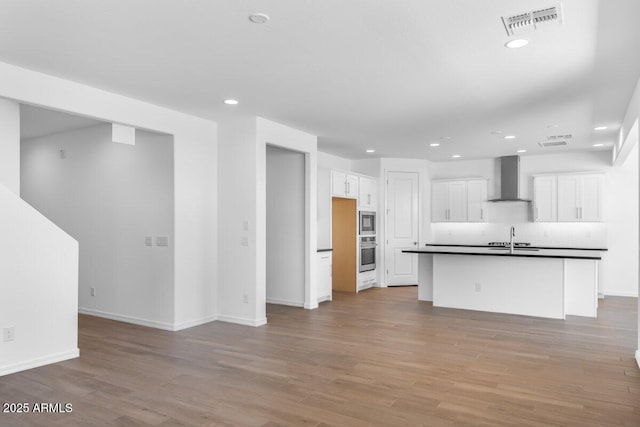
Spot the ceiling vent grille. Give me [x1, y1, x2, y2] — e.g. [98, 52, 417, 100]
[547, 134, 572, 140]
[502, 4, 563, 36]
[539, 140, 569, 148]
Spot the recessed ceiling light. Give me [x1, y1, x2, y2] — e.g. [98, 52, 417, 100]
[504, 135, 516, 140]
[490, 130, 503, 135]
[517, 149, 527, 153]
[505, 39, 529, 49]
[224, 99, 239, 105]
[594, 126, 607, 131]
[592, 143, 604, 147]
[430, 143, 440, 147]
[366, 149, 375, 153]
[452, 154, 461, 158]
[249, 13, 270, 24]
[439, 136, 452, 140]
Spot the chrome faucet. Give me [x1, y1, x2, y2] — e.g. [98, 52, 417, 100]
[509, 225, 516, 254]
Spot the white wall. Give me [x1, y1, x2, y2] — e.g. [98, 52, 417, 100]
[0, 98, 20, 193]
[217, 117, 263, 326]
[266, 145, 305, 306]
[430, 151, 638, 297]
[0, 61, 217, 332]
[0, 183, 79, 376]
[21, 124, 176, 327]
[318, 151, 351, 170]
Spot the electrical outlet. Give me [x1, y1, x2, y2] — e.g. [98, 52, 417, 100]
[3, 327, 15, 342]
[242, 220, 249, 231]
[474, 283, 481, 292]
[243, 293, 249, 304]
[145, 236, 153, 247]
[91, 287, 95, 297]
[240, 236, 249, 247]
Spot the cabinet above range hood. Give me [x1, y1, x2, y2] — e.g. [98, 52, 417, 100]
[488, 155, 531, 203]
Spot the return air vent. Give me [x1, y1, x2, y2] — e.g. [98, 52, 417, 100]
[539, 140, 569, 148]
[547, 134, 572, 140]
[502, 4, 563, 36]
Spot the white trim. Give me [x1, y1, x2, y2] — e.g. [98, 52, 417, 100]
[603, 291, 639, 298]
[304, 301, 319, 309]
[0, 349, 79, 377]
[317, 295, 332, 303]
[172, 315, 218, 331]
[217, 315, 267, 327]
[79, 308, 174, 331]
[636, 350, 640, 369]
[267, 298, 305, 308]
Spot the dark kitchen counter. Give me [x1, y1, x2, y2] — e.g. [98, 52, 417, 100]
[403, 245, 603, 260]
[423, 243, 607, 251]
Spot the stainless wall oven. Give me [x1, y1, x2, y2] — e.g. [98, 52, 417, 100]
[359, 236, 376, 272]
[359, 211, 376, 235]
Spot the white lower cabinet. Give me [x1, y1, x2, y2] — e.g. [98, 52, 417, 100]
[317, 251, 332, 302]
[357, 270, 376, 292]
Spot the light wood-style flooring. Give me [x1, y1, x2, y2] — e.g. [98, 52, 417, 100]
[1, 287, 639, 426]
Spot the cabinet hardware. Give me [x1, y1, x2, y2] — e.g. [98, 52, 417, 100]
[344, 182, 347, 195]
[480, 208, 483, 220]
[535, 207, 539, 220]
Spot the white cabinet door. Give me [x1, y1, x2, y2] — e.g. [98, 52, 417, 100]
[358, 177, 377, 210]
[557, 175, 580, 222]
[466, 180, 487, 222]
[533, 176, 557, 222]
[346, 174, 359, 199]
[579, 174, 603, 221]
[317, 251, 332, 302]
[431, 181, 449, 222]
[331, 170, 347, 197]
[448, 181, 467, 222]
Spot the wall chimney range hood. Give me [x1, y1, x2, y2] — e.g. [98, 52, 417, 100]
[488, 155, 531, 202]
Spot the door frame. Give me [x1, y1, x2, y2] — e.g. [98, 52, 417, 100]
[381, 166, 426, 287]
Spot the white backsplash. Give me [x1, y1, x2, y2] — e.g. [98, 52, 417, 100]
[430, 203, 607, 248]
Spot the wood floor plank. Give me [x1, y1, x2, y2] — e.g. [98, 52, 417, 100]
[0, 287, 638, 426]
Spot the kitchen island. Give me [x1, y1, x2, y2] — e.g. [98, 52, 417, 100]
[404, 245, 606, 319]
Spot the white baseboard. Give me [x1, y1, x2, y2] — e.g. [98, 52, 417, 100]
[79, 307, 175, 331]
[79, 308, 218, 331]
[304, 301, 319, 309]
[636, 350, 640, 369]
[217, 315, 267, 327]
[603, 291, 639, 298]
[0, 349, 79, 377]
[317, 295, 332, 303]
[173, 315, 218, 331]
[374, 283, 387, 288]
[266, 298, 304, 307]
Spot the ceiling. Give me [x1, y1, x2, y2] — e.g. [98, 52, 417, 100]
[2, 0, 640, 161]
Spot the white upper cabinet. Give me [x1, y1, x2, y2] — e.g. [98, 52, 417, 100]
[558, 174, 603, 222]
[331, 170, 359, 199]
[466, 179, 488, 222]
[432, 181, 450, 222]
[448, 181, 468, 222]
[533, 176, 557, 222]
[358, 176, 377, 210]
[535, 173, 603, 223]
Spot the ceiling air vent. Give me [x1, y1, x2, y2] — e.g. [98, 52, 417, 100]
[547, 134, 572, 140]
[502, 4, 563, 36]
[539, 140, 569, 148]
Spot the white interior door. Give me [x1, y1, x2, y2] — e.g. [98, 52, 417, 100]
[385, 172, 419, 286]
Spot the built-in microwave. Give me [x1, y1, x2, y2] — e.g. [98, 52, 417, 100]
[359, 211, 376, 235]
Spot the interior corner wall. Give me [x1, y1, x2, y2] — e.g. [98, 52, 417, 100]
[0, 61, 218, 333]
[0, 97, 20, 193]
[266, 145, 305, 306]
[21, 124, 175, 328]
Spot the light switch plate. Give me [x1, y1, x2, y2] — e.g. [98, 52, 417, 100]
[3, 327, 15, 342]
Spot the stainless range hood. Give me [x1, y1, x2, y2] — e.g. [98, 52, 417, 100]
[488, 155, 531, 202]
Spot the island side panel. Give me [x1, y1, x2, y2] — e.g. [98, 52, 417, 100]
[432, 254, 565, 319]
[564, 259, 598, 317]
[417, 253, 433, 301]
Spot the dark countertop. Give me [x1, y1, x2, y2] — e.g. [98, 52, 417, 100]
[424, 243, 608, 251]
[317, 248, 333, 252]
[404, 245, 603, 260]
